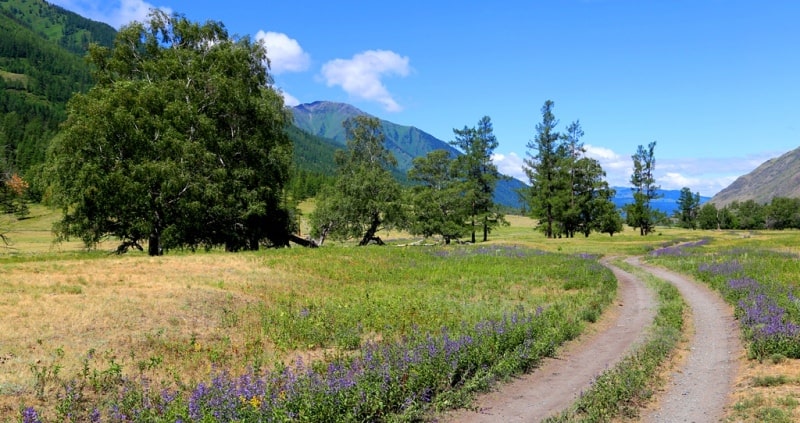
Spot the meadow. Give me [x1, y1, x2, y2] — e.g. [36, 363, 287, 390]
[1, 206, 799, 421]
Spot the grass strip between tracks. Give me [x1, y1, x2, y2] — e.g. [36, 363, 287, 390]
[544, 259, 686, 422]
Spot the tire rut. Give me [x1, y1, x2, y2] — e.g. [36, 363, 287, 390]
[441, 260, 656, 422]
[627, 257, 742, 423]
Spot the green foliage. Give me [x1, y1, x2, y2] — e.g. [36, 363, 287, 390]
[525, 100, 562, 238]
[450, 116, 505, 242]
[765, 196, 800, 230]
[697, 202, 720, 229]
[625, 141, 664, 235]
[675, 187, 701, 229]
[524, 101, 617, 238]
[45, 11, 293, 255]
[406, 149, 469, 243]
[310, 115, 404, 246]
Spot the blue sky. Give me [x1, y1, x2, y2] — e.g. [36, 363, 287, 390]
[50, 0, 799, 196]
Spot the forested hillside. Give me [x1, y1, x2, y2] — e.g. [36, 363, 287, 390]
[0, 0, 115, 179]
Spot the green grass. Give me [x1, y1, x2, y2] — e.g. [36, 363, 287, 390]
[7, 205, 800, 421]
[544, 259, 686, 422]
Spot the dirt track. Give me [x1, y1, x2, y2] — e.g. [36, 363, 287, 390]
[631, 257, 742, 423]
[442, 260, 657, 422]
[440, 257, 741, 422]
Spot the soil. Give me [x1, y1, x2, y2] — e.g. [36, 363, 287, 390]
[441, 259, 657, 422]
[631, 257, 743, 423]
[439, 257, 742, 423]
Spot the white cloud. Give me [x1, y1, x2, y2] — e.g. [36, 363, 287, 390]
[492, 152, 527, 181]
[255, 31, 310, 75]
[49, 0, 169, 29]
[280, 90, 300, 107]
[321, 50, 411, 112]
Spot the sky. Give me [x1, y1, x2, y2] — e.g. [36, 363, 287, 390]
[49, 0, 800, 196]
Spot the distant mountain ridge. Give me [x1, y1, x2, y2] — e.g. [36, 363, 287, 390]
[710, 147, 800, 207]
[291, 101, 527, 208]
[292, 101, 462, 172]
[611, 187, 711, 215]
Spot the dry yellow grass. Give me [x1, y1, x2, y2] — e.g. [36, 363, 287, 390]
[0, 253, 301, 414]
[729, 358, 800, 422]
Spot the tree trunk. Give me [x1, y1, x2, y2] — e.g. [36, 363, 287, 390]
[148, 232, 161, 256]
[483, 220, 488, 242]
[471, 216, 476, 243]
[359, 213, 382, 246]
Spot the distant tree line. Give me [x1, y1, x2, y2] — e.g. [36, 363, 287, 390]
[694, 198, 800, 230]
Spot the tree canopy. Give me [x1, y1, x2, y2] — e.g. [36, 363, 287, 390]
[524, 101, 618, 238]
[406, 149, 468, 243]
[625, 141, 662, 235]
[310, 115, 404, 246]
[449, 116, 504, 242]
[45, 10, 293, 255]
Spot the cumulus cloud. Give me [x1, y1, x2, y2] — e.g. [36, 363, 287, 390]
[279, 90, 300, 107]
[321, 50, 411, 112]
[255, 31, 311, 75]
[492, 152, 527, 181]
[49, 0, 168, 28]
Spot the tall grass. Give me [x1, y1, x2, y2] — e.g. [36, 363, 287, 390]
[8, 245, 617, 422]
[647, 240, 800, 360]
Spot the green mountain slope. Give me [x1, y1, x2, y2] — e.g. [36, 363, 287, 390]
[287, 124, 339, 176]
[710, 147, 800, 207]
[291, 101, 527, 208]
[0, 0, 115, 54]
[292, 101, 462, 172]
[0, 0, 115, 173]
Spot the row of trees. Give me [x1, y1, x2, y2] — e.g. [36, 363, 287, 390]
[309, 115, 505, 246]
[696, 198, 800, 230]
[671, 187, 800, 231]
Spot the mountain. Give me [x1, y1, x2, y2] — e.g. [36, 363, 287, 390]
[710, 147, 800, 207]
[291, 101, 527, 208]
[292, 101, 462, 172]
[0, 0, 115, 173]
[611, 187, 711, 216]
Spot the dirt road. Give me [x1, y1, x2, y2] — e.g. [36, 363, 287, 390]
[630, 257, 742, 423]
[442, 260, 657, 422]
[441, 257, 741, 422]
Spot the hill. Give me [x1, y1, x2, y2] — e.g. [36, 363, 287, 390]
[611, 187, 711, 216]
[291, 101, 526, 208]
[710, 147, 800, 207]
[0, 0, 115, 173]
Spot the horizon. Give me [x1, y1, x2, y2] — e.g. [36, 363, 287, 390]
[48, 0, 800, 197]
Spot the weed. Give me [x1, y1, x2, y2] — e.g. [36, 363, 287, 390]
[752, 375, 789, 387]
[29, 347, 64, 400]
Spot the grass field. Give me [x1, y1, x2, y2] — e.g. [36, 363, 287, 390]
[1, 205, 798, 421]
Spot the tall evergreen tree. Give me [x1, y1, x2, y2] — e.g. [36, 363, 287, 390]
[625, 141, 662, 235]
[46, 11, 293, 254]
[450, 116, 504, 242]
[675, 187, 701, 229]
[524, 100, 563, 238]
